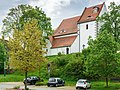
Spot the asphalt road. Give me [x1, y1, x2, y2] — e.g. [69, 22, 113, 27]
[0, 82, 76, 90]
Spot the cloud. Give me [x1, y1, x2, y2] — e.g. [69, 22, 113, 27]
[0, 0, 119, 29]
[29, 0, 72, 18]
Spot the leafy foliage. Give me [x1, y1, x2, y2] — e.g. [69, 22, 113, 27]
[64, 58, 84, 80]
[2, 4, 53, 39]
[8, 19, 45, 72]
[49, 54, 85, 80]
[0, 41, 7, 73]
[98, 2, 120, 43]
[8, 19, 46, 90]
[85, 30, 119, 87]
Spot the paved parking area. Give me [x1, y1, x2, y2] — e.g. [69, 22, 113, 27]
[0, 82, 76, 90]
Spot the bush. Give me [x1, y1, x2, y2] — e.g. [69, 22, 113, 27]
[58, 52, 62, 56]
[35, 81, 47, 86]
[63, 58, 85, 80]
[50, 55, 73, 77]
[55, 56, 70, 66]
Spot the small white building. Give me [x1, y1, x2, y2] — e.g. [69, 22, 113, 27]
[46, 2, 107, 56]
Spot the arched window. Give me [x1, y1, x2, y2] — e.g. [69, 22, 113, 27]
[66, 48, 69, 54]
[86, 24, 88, 30]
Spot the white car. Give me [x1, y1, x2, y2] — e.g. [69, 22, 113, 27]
[76, 79, 91, 89]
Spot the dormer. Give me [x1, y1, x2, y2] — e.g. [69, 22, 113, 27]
[93, 6, 99, 13]
[87, 15, 93, 20]
[60, 29, 66, 33]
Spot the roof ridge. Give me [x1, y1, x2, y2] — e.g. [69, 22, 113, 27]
[86, 2, 104, 8]
[77, 7, 87, 23]
[63, 15, 81, 20]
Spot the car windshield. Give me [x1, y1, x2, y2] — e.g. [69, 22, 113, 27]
[78, 81, 84, 83]
[49, 78, 56, 82]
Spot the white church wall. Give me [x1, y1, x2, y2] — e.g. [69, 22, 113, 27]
[79, 21, 96, 52]
[71, 35, 80, 53]
[45, 40, 52, 56]
[47, 46, 68, 56]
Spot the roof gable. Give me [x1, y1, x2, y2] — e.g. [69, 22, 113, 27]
[78, 2, 104, 23]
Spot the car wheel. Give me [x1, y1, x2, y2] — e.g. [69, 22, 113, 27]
[85, 86, 87, 90]
[31, 82, 35, 85]
[89, 85, 91, 89]
[54, 84, 56, 87]
[54, 84, 58, 87]
[47, 85, 50, 87]
[76, 87, 78, 89]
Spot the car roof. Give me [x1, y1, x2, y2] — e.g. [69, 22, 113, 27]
[49, 78, 61, 79]
[28, 76, 38, 77]
[78, 79, 87, 81]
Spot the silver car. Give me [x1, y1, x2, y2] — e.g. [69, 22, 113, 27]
[47, 78, 65, 87]
[76, 79, 91, 89]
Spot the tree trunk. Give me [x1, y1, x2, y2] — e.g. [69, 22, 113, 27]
[25, 71, 27, 90]
[39, 65, 40, 77]
[105, 77, 108, 87]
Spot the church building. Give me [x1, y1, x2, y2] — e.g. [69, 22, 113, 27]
[46, 2, 107, 56]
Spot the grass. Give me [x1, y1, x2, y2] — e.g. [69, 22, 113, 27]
[35, 80, 48, 86]
[91, 81, 120, 90]
[65, 80, 76, 86]
[66, 80, 120, 90]
[0, 74, 24, 82]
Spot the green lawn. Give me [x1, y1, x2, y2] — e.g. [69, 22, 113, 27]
[0, 74, 24, 82]
[91, 81, 120, 90]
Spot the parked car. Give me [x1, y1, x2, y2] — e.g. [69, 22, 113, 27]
[47, 78, 65, 87]
[76, 79, 91, 89]
[23, 76, 40, 85]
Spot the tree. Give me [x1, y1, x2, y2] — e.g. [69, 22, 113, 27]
[2, 4, 53, 39]
[0, 40, 7, 73]
[8, 19, 45, 90]
[98, 2, 120, 43]
[86, 30, 119, 87]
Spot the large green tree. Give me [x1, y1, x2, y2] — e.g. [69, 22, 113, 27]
[8, 19, 45, 90]
[2, 4, 52, 39]
[98, 2, 120, 43]
[86, 30, 119, 87]
[0, 40, 7, 73]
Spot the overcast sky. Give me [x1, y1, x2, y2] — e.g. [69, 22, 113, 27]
[0, 0, 120, 31]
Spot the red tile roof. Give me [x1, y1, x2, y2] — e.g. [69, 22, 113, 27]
[51, 36, 77, 48]
[53, 16, 81, 36]
[78, 2, 104, 23]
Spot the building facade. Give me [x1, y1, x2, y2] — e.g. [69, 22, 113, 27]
[46, 2, 107, 56]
